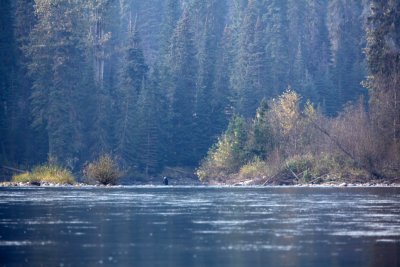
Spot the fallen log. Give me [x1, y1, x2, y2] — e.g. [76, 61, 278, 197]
[1, 166, 26, 173]
[304, 114, 384, 179]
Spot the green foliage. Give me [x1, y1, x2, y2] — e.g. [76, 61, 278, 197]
[285, 154, 313, 174]
[116, 20, 149, 168]
[247, 98, 274, 159]
[12, 172, 33, 183]
[83, 154, 121, 185]
[197, 116, 248, 182]
[238, 157, 269, 180]
[197, 86, 392, 184]
[12, 163, 75, 185]
[168, 9, 198, 166]
[2, 0, 396, 184]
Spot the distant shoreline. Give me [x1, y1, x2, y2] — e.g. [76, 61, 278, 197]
[1, 181, 399, 187]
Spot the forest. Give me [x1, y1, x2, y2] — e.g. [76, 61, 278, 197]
[0, 0, 399, 184]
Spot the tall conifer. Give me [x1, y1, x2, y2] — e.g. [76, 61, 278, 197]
[116, 18, 149, 168]
[169, 9, 198, 166]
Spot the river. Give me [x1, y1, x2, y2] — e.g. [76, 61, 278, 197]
[0, 186, 399, 266]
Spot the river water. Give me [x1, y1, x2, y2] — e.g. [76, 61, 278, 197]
[0, 186, 399, 266]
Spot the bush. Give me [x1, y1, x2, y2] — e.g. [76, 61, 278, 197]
[238, 157, 269, 180]
[197, 116, 250, 183]
[285, 154, 313, 173]
[12, 164, 75, 184]
[83, 154, 121, 185]
[12, 172, 35, 183]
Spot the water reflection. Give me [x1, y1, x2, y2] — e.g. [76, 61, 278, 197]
[0, 186, 399, 266]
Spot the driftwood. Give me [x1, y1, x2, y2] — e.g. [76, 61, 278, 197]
[262, 174, 278, 186]
[308, 175, 326, 184]
[1, 166, 26, 173]
[286, 164, 300, 182]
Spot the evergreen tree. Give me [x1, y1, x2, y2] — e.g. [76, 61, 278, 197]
[248, 98, 273, 160]
[193, 16, 220, 161]
[0, 0, 17, 164]
[188, 0, 227, 52]
[137, 0, 165, 66]
[287, 0, 318, 105]
[116, 19, 149, 168]
[263, 0, 290, 96]
[331, 0, 366, 112]
[232, 0, 258, 117]
[291, 44, 317, 105]
[14, 0, 42, 165]
[137, 68, 168, 175]
[85, 0, 119, 157]
[168, 9, 198, 166]
[160, 0, 181, 60]
[249, 16, 269, 106]
[28, 0, 87, 167]
[212, 25, 234, 136]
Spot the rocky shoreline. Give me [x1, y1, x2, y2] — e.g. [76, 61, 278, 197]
[1, 180, 399, 187]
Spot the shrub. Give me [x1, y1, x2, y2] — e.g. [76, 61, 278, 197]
[12, 164, 75, 184]
[285, 154, 313, 174]
[197, 116, 249, 183]
[12, 172, 35, 183]
[83, 154, 121, 185]
[238, 157, 269, 180]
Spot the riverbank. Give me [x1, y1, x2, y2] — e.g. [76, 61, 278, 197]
[207, 174, 400, 187]
[1, 180, 399, 187]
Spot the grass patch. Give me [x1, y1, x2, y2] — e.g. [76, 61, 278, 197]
[12, 164, 75, 184]
[12, 172, 35, 183]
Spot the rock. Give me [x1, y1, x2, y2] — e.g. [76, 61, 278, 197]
[29, 181, 41, 186]
[339, 183, 347, 187]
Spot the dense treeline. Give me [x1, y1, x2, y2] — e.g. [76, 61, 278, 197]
[0, 0, 398, 181]
[198, 0, 400, 184]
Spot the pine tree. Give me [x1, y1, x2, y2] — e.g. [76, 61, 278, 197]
[160, 0, 181, 60]
[249, 16, 269, 105]
[331, 0, 366, 112]
[248, 99, 273, 160]
[212, 25, 234, 137]
[28, 0, 88, 167]
[193, 17, 214, 161]
[264, 0, 290, 96]
[188, 0, 227, 52]
[0, 0, 17, 164]
[14, 0, 41, 164]
[169, 9, 198, 166]
[137, 69, 168, 176]
[116, 19, 149, 168]
[232, 0, 263, 117]
[84, 0, 120, 158]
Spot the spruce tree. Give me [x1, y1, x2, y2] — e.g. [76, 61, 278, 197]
[248, 99, 273, 160]
[14, 0, 40, 164]
[193, 17, 214, 161]
[160, 0, 181, 60]
[212, 25, 234, 136]
[169, 9, 198, 166]
[232, 0, 262, 117]
[116, 19, 149, 168]
[264, 0, 290, 96]
[28, 0, 88, 167]
[137, 69, 168, 176]
[0, 0, 17, 164]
